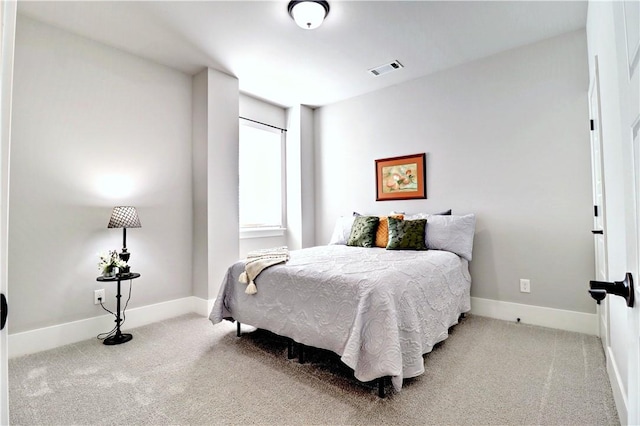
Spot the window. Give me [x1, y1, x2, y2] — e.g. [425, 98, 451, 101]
[239, 119, 286, 237]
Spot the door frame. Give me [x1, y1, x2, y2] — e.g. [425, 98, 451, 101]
[588, 55, 610, 348]
[629, 111, 640, 426]
[0, 1, 16, 424]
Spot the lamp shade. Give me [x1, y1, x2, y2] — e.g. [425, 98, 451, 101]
[107, 206, 141, 229]
[288, 0, 330, 30]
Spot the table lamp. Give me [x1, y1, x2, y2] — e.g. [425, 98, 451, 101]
[107, 206, 141, 262]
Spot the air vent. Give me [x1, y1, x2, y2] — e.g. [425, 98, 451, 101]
[368, 60, 404, 76]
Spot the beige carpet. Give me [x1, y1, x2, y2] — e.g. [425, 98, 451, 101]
[9, 313, 618, 425]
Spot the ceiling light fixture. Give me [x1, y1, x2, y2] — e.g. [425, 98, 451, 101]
[287, 0, 330, 30]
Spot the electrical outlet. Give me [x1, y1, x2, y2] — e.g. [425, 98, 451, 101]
[94, 289, 105, 305]
[520, 279, 530, 293]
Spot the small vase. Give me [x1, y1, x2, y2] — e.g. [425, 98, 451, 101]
[103, 267, 116, 278]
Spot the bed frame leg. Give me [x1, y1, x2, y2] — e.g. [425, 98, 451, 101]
[287, 340, 295, 359]
[298, 343, 305, 364]
[236, 321, 241, 337]
[378, 377, 386, 398]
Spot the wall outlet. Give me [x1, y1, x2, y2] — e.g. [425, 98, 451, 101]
[520, 279, 531, 293]
[94, 289, 105, 305]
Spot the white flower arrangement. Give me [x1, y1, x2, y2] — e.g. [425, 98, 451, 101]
[98, 250, 128, 275]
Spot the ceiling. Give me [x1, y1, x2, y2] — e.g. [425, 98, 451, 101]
[17, 1, 588, 108]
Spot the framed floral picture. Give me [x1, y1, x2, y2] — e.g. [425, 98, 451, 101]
[375, 153, 426, 201]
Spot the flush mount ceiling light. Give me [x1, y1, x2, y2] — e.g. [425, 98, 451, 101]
[287, 0, 330, 30]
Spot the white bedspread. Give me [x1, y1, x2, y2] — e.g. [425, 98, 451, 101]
[209, 245, 471, 391]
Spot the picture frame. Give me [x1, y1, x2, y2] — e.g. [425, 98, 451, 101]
[375, 153, 426, 201]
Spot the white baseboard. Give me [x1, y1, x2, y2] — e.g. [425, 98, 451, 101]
[606, 346, 628, 426]
[192, 296, 216, 317]
[10, 296, 595, 358]
[471, 297, 598, 335]
[8, 296, 210, 358]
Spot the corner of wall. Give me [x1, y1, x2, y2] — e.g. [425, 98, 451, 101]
[286, 105, 315, 249]
[471, 297, 598, 335]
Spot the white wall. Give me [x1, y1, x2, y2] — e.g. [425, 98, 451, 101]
[315, 30, 595, 314]
[286, 104, 316, 250]
[240, 94, 286, 129]
[192, 70, 209, 300]
[204, 69, 239, 299]
[9, 16, 193, 333]
[192, 69, 240, 301]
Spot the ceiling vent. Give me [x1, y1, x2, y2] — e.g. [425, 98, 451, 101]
[368, 60, 404, 76]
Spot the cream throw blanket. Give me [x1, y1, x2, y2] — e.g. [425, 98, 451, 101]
[239, 246, 290, 295]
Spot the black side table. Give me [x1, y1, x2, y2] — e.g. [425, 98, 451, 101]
[96, 273, 140, 345]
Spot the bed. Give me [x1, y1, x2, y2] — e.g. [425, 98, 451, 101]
[209, 242, 472, 394]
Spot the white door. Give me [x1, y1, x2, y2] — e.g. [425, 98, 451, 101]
[622, 0, 640, 422]
[589, 57, 609, 348]
[588, 1, 640, 423]
[0, 1, 16, 424]
[619, 0, 640, 422]
[598, 1, 640, 424]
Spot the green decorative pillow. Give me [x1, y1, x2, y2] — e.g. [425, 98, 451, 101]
[347, 215, 380, 248]
[387, 217, 428, 250]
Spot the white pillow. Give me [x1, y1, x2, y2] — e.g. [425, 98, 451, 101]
[404, 209, 452, 219]
[404, 212, 427, 220]
[423, 214, 476, 261]
[328, 215, 356, 245]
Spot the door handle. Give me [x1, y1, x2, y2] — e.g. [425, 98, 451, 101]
[0, 293, 6, 330]
[588, 272, 634, 308]
[591, 230, 604, 234]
